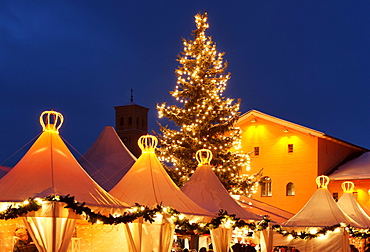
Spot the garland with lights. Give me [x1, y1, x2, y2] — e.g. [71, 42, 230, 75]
[0, 195, 269, 234]
[5, 195, 370, 240]
[155, 11, 261, 195]
[272, 223, 370, 240]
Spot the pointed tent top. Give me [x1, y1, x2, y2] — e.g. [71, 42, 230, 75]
[316, 175, 329, 188]
[182, 150, 261, 220]
[337, 181, 370, 228]
[0, 110, 129, 213]
[78, 126, 136, 191]
[109, 135, 214, 219]
[282, 176, 360, 227]
[40, 110, 63, 133]
[138, 135, 157, 154]
[196, 149, 212, 165]
[342, 181, 355, 193]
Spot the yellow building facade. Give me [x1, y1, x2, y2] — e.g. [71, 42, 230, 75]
[236, 110, 367, 214]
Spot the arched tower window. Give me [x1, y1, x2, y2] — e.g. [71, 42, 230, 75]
[136, 117, 139, 126]
[261, 176, 272, 197]
[286, 182, 295, 196]
[128, 116, 132, 125]
[120, 117, 124, 126]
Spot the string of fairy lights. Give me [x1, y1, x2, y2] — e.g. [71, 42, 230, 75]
[155, 12, 261, 195]
[0, 195, 269, 235]
[3, 195, 370, 240]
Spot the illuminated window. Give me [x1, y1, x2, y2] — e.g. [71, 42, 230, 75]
[286, 182, 295, 196]
[254, 147, 259, 156]
[288, 144, 294, 153]
[261, 176, 272, 197]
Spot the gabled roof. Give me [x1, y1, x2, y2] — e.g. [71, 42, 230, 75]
[78, 126, 136, 191]
[109, 135, 214, 219]
[181, 160, 261, 220]
[238, 109, 324, 137]
[238, 109, 367, 151]
[0, 111, 128, 212]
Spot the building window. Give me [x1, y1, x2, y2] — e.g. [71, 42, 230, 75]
[288, 144, 294, 153]
[332, 193, 338, 202]
[120, 117, 124, 126]
[353, 191, 358, 200]
[260, 176, 272, 197]
[254, 147, 259, 156]
[128, 116, 132, 125]
[136, 117, 139, 126]
[286, 182, 295, 196]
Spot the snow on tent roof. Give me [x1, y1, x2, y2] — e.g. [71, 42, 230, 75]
[330, 152, 370, 180]
[282, 176, 360, 227]
[78, 126, 136, 191]
[109, 135, 215, 219]
[0, 111, 129, 212]
[181, 149, 261, 220]
[337, 181, 370, 228]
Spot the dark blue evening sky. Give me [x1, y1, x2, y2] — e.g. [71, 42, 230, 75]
[1, 1, 370, 166]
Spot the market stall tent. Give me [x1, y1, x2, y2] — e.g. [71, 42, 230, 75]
[0, 111, 129, 252]
[273, 176, 360, 252]
[110, 135, 215, 252]
[78, 126, 136, 191]
[337, 181, 370, 228]
[181, 149, 263, 252]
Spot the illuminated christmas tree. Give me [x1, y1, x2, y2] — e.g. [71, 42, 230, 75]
[156, 12, 260, 195]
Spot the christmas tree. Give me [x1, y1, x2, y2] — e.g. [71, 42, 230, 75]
[156, 12, 260, 195]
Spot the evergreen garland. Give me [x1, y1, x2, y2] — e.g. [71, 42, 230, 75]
[4, 195, 370, 240]
[0, 195, 269, 234]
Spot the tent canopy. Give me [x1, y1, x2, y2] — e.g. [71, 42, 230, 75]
[181, 149, 261, 220]
[110, 135, 214, 218]
[283, 176, 360, 227]
[337, 181, 370, 228]
[232, 195, 294, 224]
[78, 126, 136, 191]
[0, 111, 128, 212]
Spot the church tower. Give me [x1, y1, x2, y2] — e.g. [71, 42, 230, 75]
[114, 90, 149, 157]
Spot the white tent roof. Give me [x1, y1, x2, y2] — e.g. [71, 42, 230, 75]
[78, 126, 136, 191]
[337, 187, 370, 228]
[0, 111, 128, 213]
[181, 162, 261, 220]
[109, 135, 214, 218]
[232, 195, 294, 224]
[282, 187, 360, 227]
[330, 152, 370, 180]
